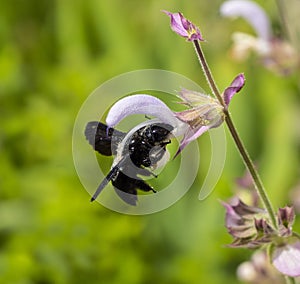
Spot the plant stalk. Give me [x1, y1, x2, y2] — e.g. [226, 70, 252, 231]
[285, 276, 296, 284]
[193, 40, 278, 229]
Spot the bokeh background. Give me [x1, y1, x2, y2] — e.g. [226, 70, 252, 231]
[1, 0, 300, 283]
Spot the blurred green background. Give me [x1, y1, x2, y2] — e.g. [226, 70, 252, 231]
[1, 0, 300, 283]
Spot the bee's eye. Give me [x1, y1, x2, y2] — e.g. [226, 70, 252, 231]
[150, 127, 169, 142]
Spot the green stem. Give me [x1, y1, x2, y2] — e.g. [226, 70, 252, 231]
[193, 40, 278, 229]
[224, 112, 277, 229]
[193, 41, 225, 106]
[285, 276, 296, 284]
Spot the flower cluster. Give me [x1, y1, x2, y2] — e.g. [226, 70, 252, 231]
[101, 7, 300, 281]
[161, 7, 300, 281]
[223, 199, 300, 277]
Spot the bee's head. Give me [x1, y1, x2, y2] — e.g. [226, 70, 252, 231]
[146, 123, 174, 144]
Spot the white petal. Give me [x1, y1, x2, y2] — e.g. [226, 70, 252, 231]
[232, 32, 271, 58]
[272, 242, 300, 277]
[106, 94, 179, 128]
[220, 0, 272, 40]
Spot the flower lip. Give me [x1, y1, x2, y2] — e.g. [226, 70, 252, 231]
[272, 241, 300, 277]
[106, 94, 180, 129]
[105, 94, 189, 140]
[162, 10, 204, 41]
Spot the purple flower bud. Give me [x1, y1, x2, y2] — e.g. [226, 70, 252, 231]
[223, 73, 245, 108]
[254, 218, 275, 237]
[278, 207, 295, 228]
[162, 10, 204, 41]
[277, 206, 295, 237]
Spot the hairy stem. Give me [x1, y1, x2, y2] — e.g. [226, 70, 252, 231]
[224, 112, 277, 228]
[193, 40, 278, 229]
[193, 41, 225, 106]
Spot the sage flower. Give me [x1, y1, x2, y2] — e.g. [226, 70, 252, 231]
[220, 0, 299, 75]
[105, 74, 244, 156]
[162, 10, 204, 41]
[174, 73, 245, 154]
[105, 94, 188, 137]
[271, 241, 300, 277]
[222, 198, 271, 248]
[223, 199, 300, 277]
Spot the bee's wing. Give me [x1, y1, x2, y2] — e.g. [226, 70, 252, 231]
[112, 169, 155, 206]
[85, 121, 126, 156]
[114, 187, 138, 206]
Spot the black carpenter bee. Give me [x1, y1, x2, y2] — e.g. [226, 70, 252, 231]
[84, 121, 173, 205]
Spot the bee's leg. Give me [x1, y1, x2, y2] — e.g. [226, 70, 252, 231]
[136, 167, 158, 178]
[135, 179, 157, 193]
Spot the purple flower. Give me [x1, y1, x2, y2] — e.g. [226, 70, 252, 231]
[106, 94, 182, 131]
[269, 207, 299, 277]
[174, 89, 224, 156]
[174, 73, 244, 154]
[220, 0, 299, 75]
[222, 198, 271, 247]
[223, 199, 300, 277]
[105, 74, 245, 157]
[222, 201, 298, 248]
[277, 206, 295, 237]
[105, 94, 189, 155]
[272, 241, 300, 277]
[223, 73, 245, 108]
[162, 10, 204, 41]
[220, 0, 272, 41]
